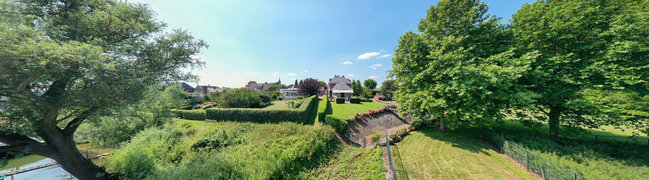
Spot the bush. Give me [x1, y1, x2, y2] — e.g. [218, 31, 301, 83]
[206, 96, 318, 124]
[258, 94, 272, 105]
[361, 98, 373, 102]
[296, 96, 304, 100]
[325, 115, 348, 133]
[369, 131, 383, 143]
[191, 129, 242, 151]
[335, 98, 345, 104]
[217, 88, 263, 108]
[317, 96, 333, 124]
[350, 97, 361, 104]
[174, 110, 206, 120]
[389, 128, 410, 143]
[105, 149, 155, 179]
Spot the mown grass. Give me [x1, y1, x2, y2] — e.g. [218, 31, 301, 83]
[493, 120, 649, 179]
[330, 101, 388, 118]
[262, 100, 290, 110]
[298, 146, 385, 180]
[104, 119, 340, 179]
[395, 127, 534, 180]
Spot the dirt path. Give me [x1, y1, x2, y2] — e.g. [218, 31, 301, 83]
[339, 107, 413, 148]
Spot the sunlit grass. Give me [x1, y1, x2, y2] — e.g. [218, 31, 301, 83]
[330, 101, 388, 118]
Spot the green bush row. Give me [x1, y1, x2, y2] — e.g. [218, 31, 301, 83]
[317, 96, 333, 124]
[205, 96, 318, 124]
[350, 97, 361, 104]
[335, 98, 345, 104]
[171, 110, 206, 120]
[325, 115, 348, 133]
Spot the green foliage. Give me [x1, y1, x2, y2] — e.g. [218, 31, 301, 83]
[391, 0, 520, 131]
[487, 125, 649, 179]
[380, 79, 397, 94]
[335, 98, 345, 104]
[369, 131, 383, 143]
[217, 88, 264, 108]
[317, 96, 333, 124]
[107, 120, 341, 179]
[206, 96, 318, 124]
[268, 84, 287, 92]
[508, 0, 649, 136]
[363, 79, 377, 89]
[174, 110, 206, 121]
[105, 149, 156, 179]
[390, 128, 410, 143]
[190, 129, 242, 151]
[325, 115, 348, 133]
[350, 97, 361, 104]
[297, 146, 385, 180]
[77, 85, 186, 147]
[352, 80, 363, 96]
[0, 0, 206, 177]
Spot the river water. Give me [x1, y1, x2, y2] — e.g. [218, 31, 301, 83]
[1, 155, 73, 180]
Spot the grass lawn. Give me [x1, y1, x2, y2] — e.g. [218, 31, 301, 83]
[330, 101, 389, 118]
[262, 100, 290, 110]
[298, 146, 385, 180]
[499, 120, 648, 145]
[394, 127, 534, 180]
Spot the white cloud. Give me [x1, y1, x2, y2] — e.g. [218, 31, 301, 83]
[271, 72, 280, 76]
[368, 75, 379, 79]
[286, 73, 297, 77]
[303, 70, 308, 73]
[369, 64, 383, 70]
[342, 61, 353, 65]
[378, 54, 392, 59]
[347, 74, 355, 77]
[358, 52, 381, 60]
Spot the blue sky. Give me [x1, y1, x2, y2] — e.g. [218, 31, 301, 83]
[130, 0, 535, 88]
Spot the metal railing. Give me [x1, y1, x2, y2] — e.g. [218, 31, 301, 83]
[386, 134, 398, 180]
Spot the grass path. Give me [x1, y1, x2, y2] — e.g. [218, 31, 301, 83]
[394, 128, 534, 180]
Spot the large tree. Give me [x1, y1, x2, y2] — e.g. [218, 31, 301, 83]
[297, 78, 320, 96]
[380, 79, 397, 92]
[510, 0, 649, 136]
[351, 80, 363, 96]
[363, 79, 377, 90]
[390, 0, 525, 130]
[0, 0, 206, 179]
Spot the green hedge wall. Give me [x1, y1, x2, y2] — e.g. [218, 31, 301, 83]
[350, 97, 361, 104]
[325, 115, 348, 133]
[171, 110, 206, 121]
[317, 96, 333, 124]
[335, 98, 345, 104]
[205, 96, 318, 124]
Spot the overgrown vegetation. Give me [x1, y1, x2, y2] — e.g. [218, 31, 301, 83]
[77, 85, 186, 147]
[297, 146, 385, 180]
[105, 120, 340, 179]
[488, 121, 649, 179]
[217, 88, 266, 108]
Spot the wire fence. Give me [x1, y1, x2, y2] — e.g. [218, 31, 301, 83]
[484, 132, 590, 180]
[385, 132, 409, 180]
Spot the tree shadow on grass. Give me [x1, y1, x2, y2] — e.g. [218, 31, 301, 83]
[419, 127, 493, 156]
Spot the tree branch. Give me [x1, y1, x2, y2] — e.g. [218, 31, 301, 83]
[0, 132, 41, 145]
[62, 107, 98, 136]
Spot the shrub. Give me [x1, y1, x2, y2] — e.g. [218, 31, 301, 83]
[317, 96, 333, 123]
[258, 94, 272, 105]
[191, 129, 242, 151]
[206, 96, 318, 124]
[296, 96, 304, 100]
[325, 115, 348, 133]
[105, 149, 155, 179]
[361, 98, 373, 102]
[335, 98, 345, 104]
[176, 110, 206, 120]
[369, 131, 383, 143]
[389, 128, 410, 143]
[350, 97, 361, 104]
[171, 109, 182, 118]
[217, 88, 263, 108]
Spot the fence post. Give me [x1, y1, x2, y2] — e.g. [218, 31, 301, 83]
[386, 132, 398, 180]
[574, 172, 577, 180]
[526, 150, 530, 172]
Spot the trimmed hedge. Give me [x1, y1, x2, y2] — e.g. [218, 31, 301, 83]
[350, 97, 361, 104]
[325, 115, 348, 133]
[317, 96, 333, 124]
[205, 96, 318, 124]
[171, 110, 206, 120]
[335, 98, 345, 104]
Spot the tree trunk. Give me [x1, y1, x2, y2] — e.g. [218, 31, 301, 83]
[548, 106, 561, 138]
[439, 116, 446, 131]
[35, 118, 109, 180]
[48, 137, 108, 180]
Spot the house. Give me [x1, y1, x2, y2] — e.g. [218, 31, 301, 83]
[247, 79, 281, 91]
[327, 75, 354, 98]
[280, 87, 303, 99]
[193, 85, 227, 99]
[181, 82, 195, 93]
